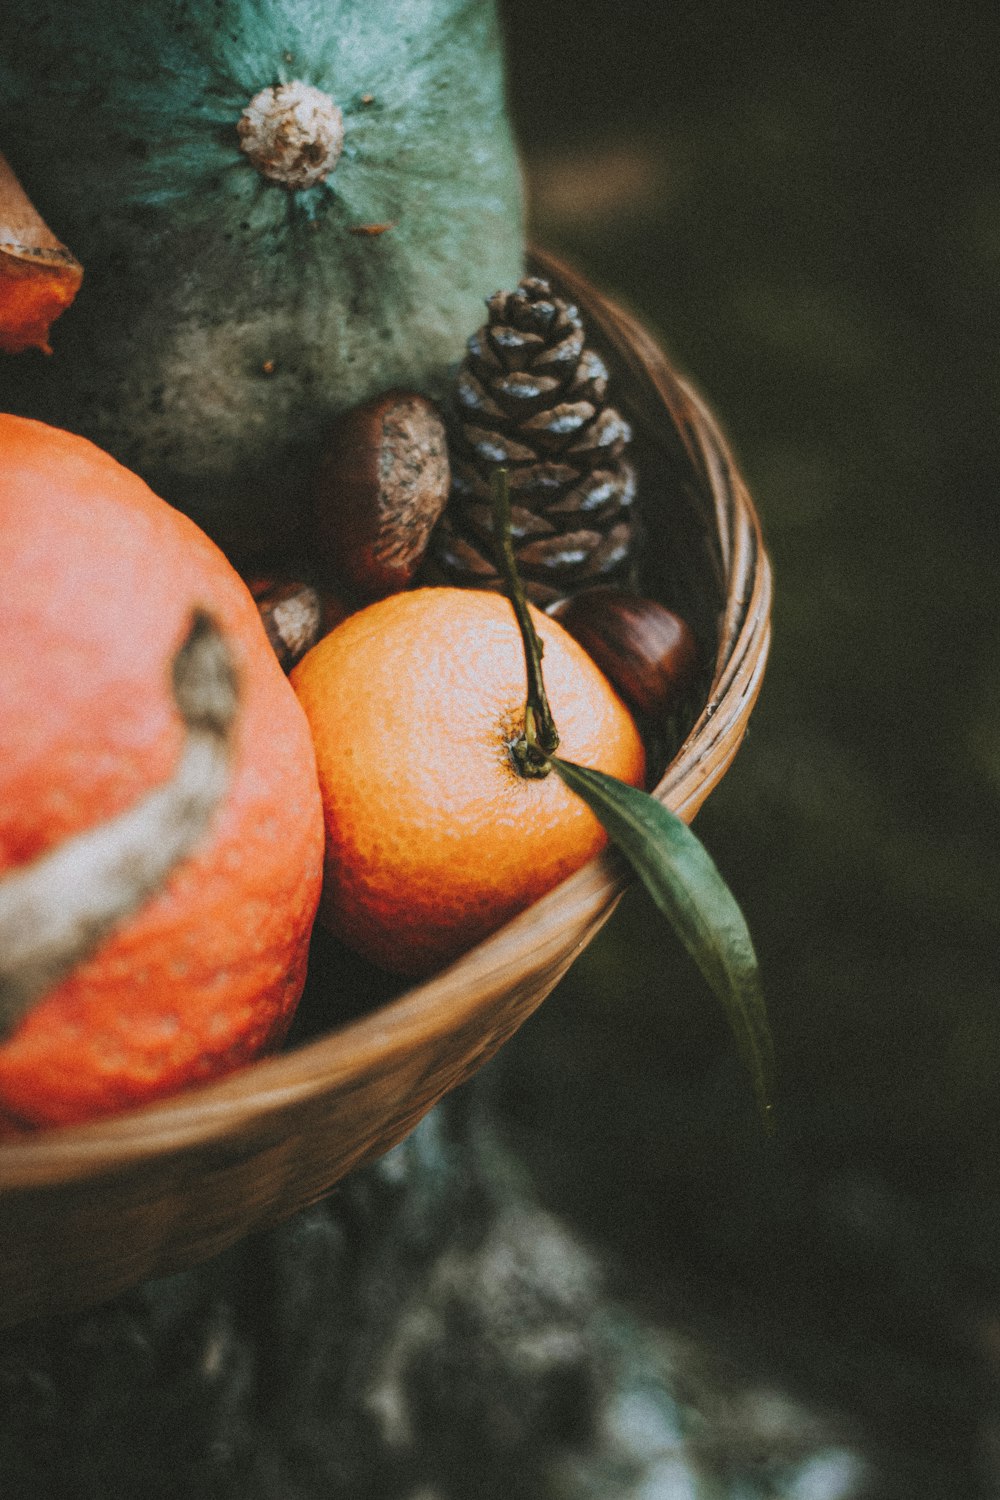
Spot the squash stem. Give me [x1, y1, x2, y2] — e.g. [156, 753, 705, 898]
[491, 467, 560, 779]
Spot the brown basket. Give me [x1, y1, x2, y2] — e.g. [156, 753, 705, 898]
[0, 249, 772, 1329]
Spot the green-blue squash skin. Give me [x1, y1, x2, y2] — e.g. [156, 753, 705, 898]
[0, 0, 524, 559]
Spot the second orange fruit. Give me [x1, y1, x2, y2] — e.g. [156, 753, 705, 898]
[291, 587, 646, 977]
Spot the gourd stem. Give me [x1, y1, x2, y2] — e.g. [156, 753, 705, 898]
[237, 81, 344, 191]
[0, 611, 238, 1036]
[491, 468, 559, 779]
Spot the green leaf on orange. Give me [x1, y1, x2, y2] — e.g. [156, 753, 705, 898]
[549, 756, 776, 1131]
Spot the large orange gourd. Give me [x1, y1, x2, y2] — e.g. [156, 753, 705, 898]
[0, 416, 325, 1129]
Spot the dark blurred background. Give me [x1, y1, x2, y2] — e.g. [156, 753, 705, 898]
[493, 1, 1000, 1493]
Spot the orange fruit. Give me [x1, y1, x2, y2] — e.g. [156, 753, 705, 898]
[0, 415, 325, 1129]
[290, 586, 646, 977]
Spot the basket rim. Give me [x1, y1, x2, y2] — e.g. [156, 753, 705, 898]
[0, 250, 772, 1189]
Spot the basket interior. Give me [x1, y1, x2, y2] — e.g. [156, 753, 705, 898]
[283, 255, 738, 1051]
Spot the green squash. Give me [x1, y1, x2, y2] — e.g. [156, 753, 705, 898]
[0, 0, 524, 558]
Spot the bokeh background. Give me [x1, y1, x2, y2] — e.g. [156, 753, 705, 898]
[493, 1, 1000, 1494]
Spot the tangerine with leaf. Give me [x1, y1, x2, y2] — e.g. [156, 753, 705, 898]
[291, 586, 647, 977]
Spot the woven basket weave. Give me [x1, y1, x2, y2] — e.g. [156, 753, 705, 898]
[0, 250, 772, 1328]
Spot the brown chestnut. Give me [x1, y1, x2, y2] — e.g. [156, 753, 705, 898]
[314, 390, 450, 601]
[549, 587, 699, 721]
[247, 577, 342, 672]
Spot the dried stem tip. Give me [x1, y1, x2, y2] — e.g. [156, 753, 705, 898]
[0, 150, 83, 355]
[237, 81, 344, 190]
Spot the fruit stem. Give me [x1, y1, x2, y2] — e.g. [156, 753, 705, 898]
[491, 468, 560, 778]
[491, 472, 775, 1128]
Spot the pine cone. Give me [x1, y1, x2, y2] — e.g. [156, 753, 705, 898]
[426, 277, 639, 608]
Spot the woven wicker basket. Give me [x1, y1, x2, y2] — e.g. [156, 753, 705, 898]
[0, 249, 772, 1328]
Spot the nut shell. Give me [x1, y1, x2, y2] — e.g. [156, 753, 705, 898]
[247, 578, 344, 672]
[314, 391, 450, 600]
[549, 587, 698, 722]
